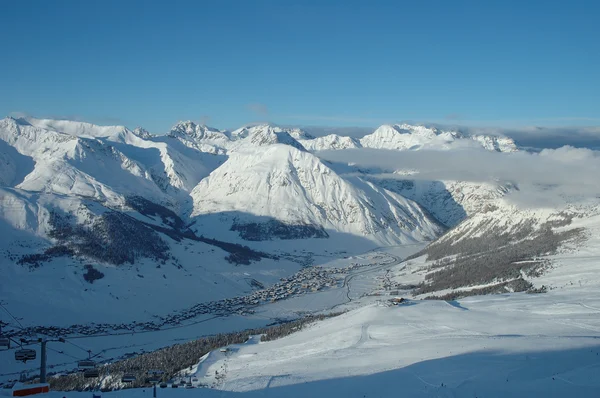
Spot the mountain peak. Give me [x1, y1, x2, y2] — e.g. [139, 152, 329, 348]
[168, 121, 228, 141]
[229, 124, 306, 151]
[247, 126, 306, 151]
[132, 127, 154, 139]
[361, 124, 515, 152]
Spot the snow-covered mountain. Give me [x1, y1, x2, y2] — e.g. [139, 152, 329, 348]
[0, 116, 458, 278]
[299, 134, 362, 151]
[167, 121, 230, 154]
[230, 124, 306, 151]
[0, 117, 223, 205]
[286, 127, 315, 140]
[360, 124, 518, 152]
[190, 144, 443, 245]
[370, 178, 517, 227]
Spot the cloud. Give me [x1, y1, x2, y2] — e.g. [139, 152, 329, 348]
[246, 103, 269, 116]
[317, 146, 600, 207]
[199, 115, 211, 126]
[8, 111, 29, 119]
[402, 122, 600, 150]
[444, 113, 463, 121]
[502, 127, 600, 150]
[9, 111, 128, 126]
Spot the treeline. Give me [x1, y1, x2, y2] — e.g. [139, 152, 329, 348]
[48, 313, 342, 392]
[19, 210, 170, 267]
[423, 278, 535, 301]
[231, 220, 329, 241]
[49, 210, 170, 265]
[125, 196, 185, 231]
[409, 216, 585, 297]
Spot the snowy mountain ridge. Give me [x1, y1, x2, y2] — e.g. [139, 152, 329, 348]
[359, 123, 518, 152]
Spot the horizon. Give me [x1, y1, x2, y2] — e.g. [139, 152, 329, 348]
[6, 112, 600, 150]
[1, 0, 599, 133]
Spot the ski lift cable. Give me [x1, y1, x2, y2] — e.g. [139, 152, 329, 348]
[0, 303, 26, 331]
[46, 346, 81, 361]
[64, 339, 93, 354]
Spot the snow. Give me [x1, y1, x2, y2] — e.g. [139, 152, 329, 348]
[230, 125, 306, 151]
[1, 116, 600, 397]
[23, 287, 600, 397]
[299, 134, 361, 151]
[200, 294, 600, 396]
[360, 123, 518, 152]
[189, 145, 443, 245]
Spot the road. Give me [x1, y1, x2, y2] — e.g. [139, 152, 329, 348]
[339, 251, 403, 303]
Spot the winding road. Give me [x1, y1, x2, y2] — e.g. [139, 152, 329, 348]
[340, 251, 404, 303]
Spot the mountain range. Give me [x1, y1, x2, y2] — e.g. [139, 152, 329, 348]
[0, 115, 592, 327]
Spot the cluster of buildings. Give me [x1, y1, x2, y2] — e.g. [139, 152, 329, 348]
[15, 254, 398, 340]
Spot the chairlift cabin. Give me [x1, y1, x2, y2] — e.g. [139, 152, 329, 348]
[78, 359, 96, 370]
[121, 374, 136, 383]
[83, 368, 100, 378]
[15, 348, 36, 362]
[0, 337, 10, 349]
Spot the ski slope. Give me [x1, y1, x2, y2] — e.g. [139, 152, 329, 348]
[188, 289, 600, 397]
[27, 288, 600, 397]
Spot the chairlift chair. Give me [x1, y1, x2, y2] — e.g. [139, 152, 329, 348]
[121, 373, 136, 383]
[78, 359, 96, 370]
[15, 348, 36, 362]
[83, 368, 100, 378]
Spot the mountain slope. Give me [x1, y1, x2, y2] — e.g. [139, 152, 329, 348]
[299, 134, 362, 151]
[370, 178, 516, 227]
[190, 145, 443, 245]
[0, 117, 224, 206]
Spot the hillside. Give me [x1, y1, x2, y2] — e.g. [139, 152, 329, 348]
[189, 144, 443, 246]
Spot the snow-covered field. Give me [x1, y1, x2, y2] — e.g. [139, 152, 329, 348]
[201, 292, 600, 397]
[24, 287, 600, 397]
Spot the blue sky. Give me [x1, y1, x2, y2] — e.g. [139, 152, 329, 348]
[0, 0, 598, 133]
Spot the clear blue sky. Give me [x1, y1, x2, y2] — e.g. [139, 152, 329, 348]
[0, 0, 598, 133]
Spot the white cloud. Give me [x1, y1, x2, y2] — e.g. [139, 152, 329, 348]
[317, 146, 600, 206]
[246, 103, 269, 116]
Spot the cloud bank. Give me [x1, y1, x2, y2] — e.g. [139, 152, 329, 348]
[318, 146, 600, 207]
